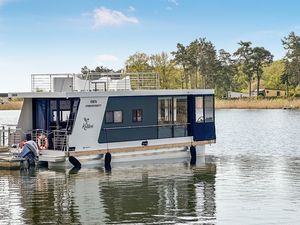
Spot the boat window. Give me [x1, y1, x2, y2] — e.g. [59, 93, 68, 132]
[132, 109, 143, 122]
[158, 97, 173, 123]
[105, 111, 114, 123]
[105, 110, 123, 123]
[61, 111, 70, 122]
[204, 96, 214, 122]
[173, 97, 187, 124]
[173, 96, 188, 137]
[158, 97, 173, 138]
[195, 96, 204, 123]
[114, 111, 123, 123]
[60, 100, 71, 110]
[50, 100, 58, 123]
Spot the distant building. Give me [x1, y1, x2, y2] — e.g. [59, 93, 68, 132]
[226, 91, 249, 99]
[257, 88, 286, 97]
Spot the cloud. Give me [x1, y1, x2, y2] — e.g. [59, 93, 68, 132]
[168, 0, 179, 6]
[93, 7, 139, 28]
[128, 6, 135, 12]
[166, 0, 179, 11]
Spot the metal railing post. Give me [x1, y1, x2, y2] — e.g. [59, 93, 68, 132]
[2, 126, 5, 146]
[8, 127, 10, 146]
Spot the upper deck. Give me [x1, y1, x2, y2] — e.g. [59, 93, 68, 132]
[8, 72, 214, 99]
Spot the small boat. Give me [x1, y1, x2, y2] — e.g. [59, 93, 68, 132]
[4, 72, 216, 169]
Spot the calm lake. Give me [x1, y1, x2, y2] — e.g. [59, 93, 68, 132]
[1, 109, 300, 224]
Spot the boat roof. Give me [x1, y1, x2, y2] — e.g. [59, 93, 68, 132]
[8, 89, 214, 99]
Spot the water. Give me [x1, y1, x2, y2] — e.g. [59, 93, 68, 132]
[1, 109, 300, 224]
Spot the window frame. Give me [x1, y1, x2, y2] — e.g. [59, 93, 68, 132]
[195, 96, 204, 123]
[105, 111, 114, 124]
[132, 109, 143, 123]
[105, 110, 123, 124]
[204, 95, 215, 123]
[113, 110, 123, 123]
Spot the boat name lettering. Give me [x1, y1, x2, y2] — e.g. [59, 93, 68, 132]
[85, 104, 102, 107]
[82, 117, 94, 130]
[85, 99, 101, 107]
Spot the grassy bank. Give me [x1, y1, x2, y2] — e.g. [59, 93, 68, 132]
[216, 98, 300, 109]
[0, 101, 23, 110]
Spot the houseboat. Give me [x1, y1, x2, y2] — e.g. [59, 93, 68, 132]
[6, 73, 216, 169]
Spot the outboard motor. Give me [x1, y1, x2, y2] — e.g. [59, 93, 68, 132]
[19, 140, 39, 166]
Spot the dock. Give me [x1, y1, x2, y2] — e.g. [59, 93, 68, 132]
[0, 152, 23, 169]
[0, 147, 8, 152]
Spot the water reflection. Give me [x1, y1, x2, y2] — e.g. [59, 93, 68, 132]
[99, 162, 216, 224]
[19, 168, 81, 225]
[0, 160, 217, 224]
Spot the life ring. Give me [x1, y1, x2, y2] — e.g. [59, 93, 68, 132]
[37, 134, 48, 150]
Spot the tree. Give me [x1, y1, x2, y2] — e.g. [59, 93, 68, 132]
[215, 49, 237, 97]
[172, 38, 218, 89]
[281, 69, 290, 96]
[234, 41, 254, 97]
[81, 66, 90, 75]
[186, 39, 199, 88]
[263, 60, 285, 89]
[95, 66, 113, 73]
[125, 52, 152, 72]
[150, 52, 178, 89]
[251, 47, 273, 96]
[196, 38, 218, 89]
[282, 32, 300, 91]
[172, 43, 190, 88]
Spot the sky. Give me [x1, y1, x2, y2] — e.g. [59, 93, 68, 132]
[0, 0, 300, 92]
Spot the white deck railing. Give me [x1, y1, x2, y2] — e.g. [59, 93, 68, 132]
[31, 72, 160, 92]
[0, 125, 21, 148]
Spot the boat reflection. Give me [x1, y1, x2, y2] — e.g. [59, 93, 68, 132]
[99, 161, 216, 224]
[1, 157, 217, 224]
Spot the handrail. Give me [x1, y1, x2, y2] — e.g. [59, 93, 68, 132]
[0, 127, 70, 151]
[103, 123, 190, 131]
[31, 72, 160, 92]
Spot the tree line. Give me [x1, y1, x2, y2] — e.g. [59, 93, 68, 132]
[82, 31, 300, 98]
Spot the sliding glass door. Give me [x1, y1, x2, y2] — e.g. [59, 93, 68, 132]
[158, 96, 187, 138]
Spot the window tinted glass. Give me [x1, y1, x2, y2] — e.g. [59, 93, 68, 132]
[105, 111, 114, 123]
[133, 109, 143, 122]
[174, 97, 187, 124]
[158, 97, 172, 123]
[114, 111, 123, 123]
[204, 96, 214, 122]
[195, 97, 204, 123]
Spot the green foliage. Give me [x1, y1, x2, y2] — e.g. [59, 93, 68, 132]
[95, 66, 113, 73]
[150, 52, 180, 89]
[233, 41, 254, 96]
[263, 60, 285, 89]
[125, 52, 152, 72]
[282, 32, 300, 95]
[78, 31, 300, 96]
[214, 49, 237, 97]
[172, 38, 218, 89]
[251, 47, 273, 95]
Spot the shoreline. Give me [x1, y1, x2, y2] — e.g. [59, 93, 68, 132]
[0, 101, 23, 110]
[216, 98, 300, 109]
[1, 99, 300, 110]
